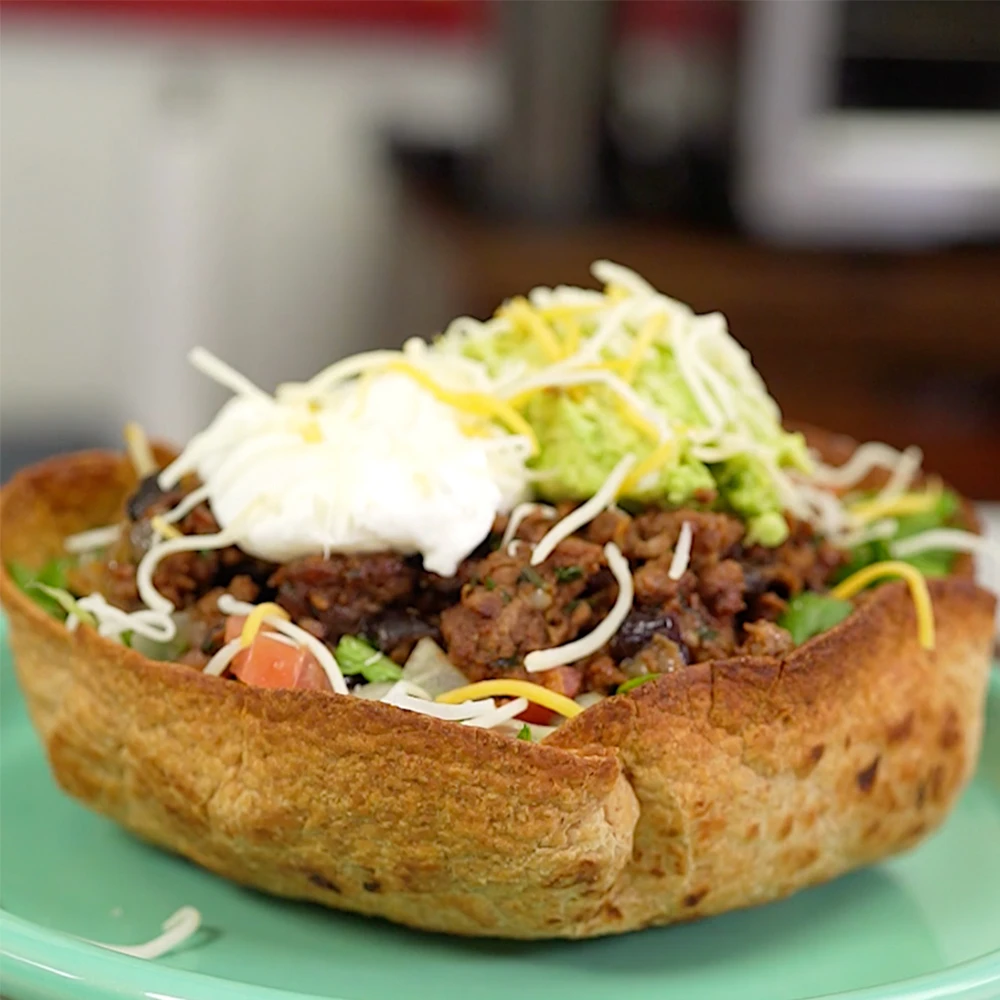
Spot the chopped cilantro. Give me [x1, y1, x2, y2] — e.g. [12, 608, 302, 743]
[483, 576, 496, 591]
[516, 724, 532, 741]
[555, 565, 583, 583]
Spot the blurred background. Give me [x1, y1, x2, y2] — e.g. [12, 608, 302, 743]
[1, 0, 999, 504]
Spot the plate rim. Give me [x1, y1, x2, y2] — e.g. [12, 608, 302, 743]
[2, 663, 999, 1000]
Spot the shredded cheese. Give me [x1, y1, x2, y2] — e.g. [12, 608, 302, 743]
[73, 593, 176, 643]
[811, 442, 915, 490]
[531, 456, 636, 566]
[618, 440, 677, 497]
[437, 680, 583, 719]
[504, 367, 665, 441]
[386, 361, 538, 455]
[386, 689, 499, 721]
[463, 697, 530, 729]
[239, 602, 290, 647]
[499, 502, 556, 552]
[137, 524, 245, 613]
[123, 422, 156, 478]
[830, 561, 935, 650]
[189, 346, 271, 403]
[300, 420, 324, 444]
[877, 445, 923, 503]
[65, 524, 121, 554]
[500, 297, 564, 361]
[82, 906, 202, 961]
[591, 259, 656, 296]
[669, 521, 694, 580]
[892, 528, 999, 563]
[619, 314, 663, 383]
[160, 485, 211, 525]
[524, 542, 634, 673]
[848, 488, 942, 525]
[203, 638, 244, 677]
[149, 516, 182, 541]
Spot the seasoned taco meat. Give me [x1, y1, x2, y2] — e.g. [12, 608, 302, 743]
[85, 485, 846, 694]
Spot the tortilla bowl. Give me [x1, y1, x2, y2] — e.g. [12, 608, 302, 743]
[0, 446, 995, 939]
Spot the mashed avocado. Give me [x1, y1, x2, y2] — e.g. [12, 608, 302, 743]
[436, 278, 812, 546]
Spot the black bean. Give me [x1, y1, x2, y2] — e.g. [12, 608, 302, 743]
[363, 609, 438, 654]
[126, 473, 167, 522]
[610, 608, 690, 663]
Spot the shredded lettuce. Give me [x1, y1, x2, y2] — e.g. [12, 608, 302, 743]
[617, 674, 658, 694]
[778, 593, 853, 645]
[516, 723, 533, 741]
[335, 635, 403, 683]
[29, 583, 98, 627]
[835, 489, 961, 583]
[7, 559, 75, 619]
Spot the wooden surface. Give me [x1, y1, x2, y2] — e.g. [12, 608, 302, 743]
[396, 178, 1000, 500]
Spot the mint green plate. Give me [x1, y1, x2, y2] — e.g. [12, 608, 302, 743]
[1, 621, 999, 1000]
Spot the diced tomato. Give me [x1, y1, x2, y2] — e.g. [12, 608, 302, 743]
[515, 666, 583, 725]
[231, 632, 331, 692]
[516, 701, 555, 725]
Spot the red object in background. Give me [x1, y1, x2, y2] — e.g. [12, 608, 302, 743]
[0, 0, 736, 41]
[0, 0, 489, 36]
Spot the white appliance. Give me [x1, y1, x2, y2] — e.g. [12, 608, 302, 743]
[736, 0, 1000, 247]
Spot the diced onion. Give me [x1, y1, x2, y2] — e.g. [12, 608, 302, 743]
[401, 638, 469, 698]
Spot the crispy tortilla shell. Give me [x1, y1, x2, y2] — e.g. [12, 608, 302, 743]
[0, 446, 994, 938]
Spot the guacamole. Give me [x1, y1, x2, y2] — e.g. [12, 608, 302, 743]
[435, 283, 812, 546]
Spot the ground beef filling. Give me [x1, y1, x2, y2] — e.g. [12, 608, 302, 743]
[87, 485, 845, 694]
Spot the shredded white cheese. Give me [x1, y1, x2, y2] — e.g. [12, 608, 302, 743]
[811, 442, 915, 490]
[202, 638, 243, 677]
[160, 484, 212, 525]
[525, 542, 634, 672]
[892, 528, 999, 563]
[668, 521, 693, 580]
[189, 346, 271, 403]
[500, 502, 556, 553]
[383, 689, 499, 721]
[463, 697, 530, 729]
[82, 906, 202, 960]
[64, 524, 121, 554]
[73, 594, 176, 644]
[137, 523, 246, 614]
[531, 456, 636, 566]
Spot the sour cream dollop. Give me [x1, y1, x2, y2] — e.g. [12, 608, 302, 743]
[161, 370, 531, 577]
